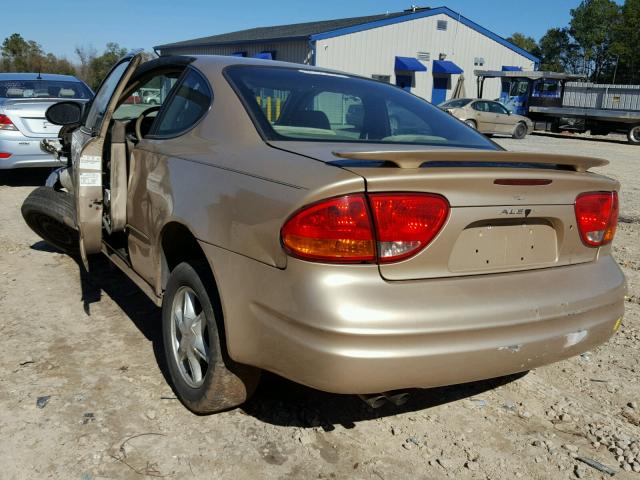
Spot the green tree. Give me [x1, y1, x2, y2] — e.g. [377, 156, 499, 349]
[1, 33, 76, 75]
[506, 33, 540, 56]
[569, 0, 621, 80]
[1, 34, 32, 71]
[538, 28, 581, 73]
[86, 42, 127, 89]
[611, 0, 640, 83]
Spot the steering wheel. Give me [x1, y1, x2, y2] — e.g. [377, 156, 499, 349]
[134, 106, 161, 141]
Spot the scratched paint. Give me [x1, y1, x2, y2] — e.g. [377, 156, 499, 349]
[564, 329, 588, 348]
[498, 344, 523, 353]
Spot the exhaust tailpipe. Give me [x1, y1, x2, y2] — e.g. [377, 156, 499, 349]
[383, 392, 410, 406]
[358, 393, 387, 409]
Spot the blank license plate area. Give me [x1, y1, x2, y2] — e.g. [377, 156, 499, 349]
[449, 222, 557, 273]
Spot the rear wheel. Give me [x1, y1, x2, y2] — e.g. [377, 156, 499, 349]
[512, 122, 528, 139]
[628, 125, 640, 145]
[464, 119, 477, 129]
[162, 261, 260, 414]
[21, 186, 79, 256]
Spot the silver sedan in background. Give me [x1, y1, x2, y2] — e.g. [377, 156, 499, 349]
[0, 73, 92, 169]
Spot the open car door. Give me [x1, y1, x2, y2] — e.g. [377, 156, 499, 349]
[72, 52, 143, 268]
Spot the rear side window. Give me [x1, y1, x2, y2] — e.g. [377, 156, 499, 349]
[154, 69, 211, 137]
[0, 79, 92, 99]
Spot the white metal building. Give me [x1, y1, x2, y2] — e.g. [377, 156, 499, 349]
[155, 7, 538, 103]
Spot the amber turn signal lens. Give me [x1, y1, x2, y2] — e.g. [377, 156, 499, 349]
[281, 194, 375, 262]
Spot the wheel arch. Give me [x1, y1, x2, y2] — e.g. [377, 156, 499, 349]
[158, 220, 236, 360]
[159, 221, 209, 291]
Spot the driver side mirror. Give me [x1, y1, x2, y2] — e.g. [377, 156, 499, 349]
[45, 101, 83, 126]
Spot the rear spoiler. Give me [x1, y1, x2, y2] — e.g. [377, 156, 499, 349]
[331, 150, 608, 172]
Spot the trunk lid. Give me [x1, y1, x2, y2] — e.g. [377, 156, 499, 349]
[270, 142, 618, 280]
[1, 99, 84, 137]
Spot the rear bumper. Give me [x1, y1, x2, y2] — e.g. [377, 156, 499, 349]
[0, 134, 62, 169]
[202, 242, 626, 394]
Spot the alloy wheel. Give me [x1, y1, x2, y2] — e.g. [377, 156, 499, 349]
[170, 286, 210, 388]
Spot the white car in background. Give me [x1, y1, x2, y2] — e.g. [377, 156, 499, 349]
[0, 73, 93, 169]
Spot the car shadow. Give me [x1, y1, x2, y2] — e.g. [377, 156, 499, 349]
[241, 371, 526, 429]
[0, 168, 54, 186]
[531, 131, 630, 145]
[41, 247, 527, 426]
[67, 253, 171, 385]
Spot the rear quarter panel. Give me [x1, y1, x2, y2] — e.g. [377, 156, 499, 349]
[126, 62, 364, 292]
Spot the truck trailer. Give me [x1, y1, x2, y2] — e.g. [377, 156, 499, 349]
[475, 69, 640, 145]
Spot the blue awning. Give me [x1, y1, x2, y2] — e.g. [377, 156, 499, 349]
[394, 56, 427, 72]
[253, 52, 273, 60]
[432, 60, 463, 74]
[502, 65, 523, 71]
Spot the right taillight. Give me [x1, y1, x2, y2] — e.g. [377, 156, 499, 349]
[0, 114, 17, 131]
[281, 193, 449, 263]
[575, 191, 619, 247]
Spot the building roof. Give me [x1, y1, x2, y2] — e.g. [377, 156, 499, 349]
[155, 6, 539, 63]
[154, 11, 411, 50]
[0, 73, 81, 82]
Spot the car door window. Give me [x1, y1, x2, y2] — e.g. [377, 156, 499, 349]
[472, 101, 488, 112]
[84, 59, 132, 133]
[153, 69, 211, 137]
[113, 72, 181, 121]
[487, 102, 508, 115]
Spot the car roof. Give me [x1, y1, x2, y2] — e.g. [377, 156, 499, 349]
[185, 54, 365, 78]
[0, 72, 82, 82]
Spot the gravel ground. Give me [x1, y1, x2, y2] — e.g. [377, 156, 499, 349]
[0, 132, 638, 480]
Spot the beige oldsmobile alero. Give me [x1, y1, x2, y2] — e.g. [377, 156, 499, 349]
[22, 53, 626, 414]
[439, 98, 533, 139]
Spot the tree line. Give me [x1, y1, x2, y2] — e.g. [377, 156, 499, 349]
[1, 33, 137, 90]
[507, 0, 640, 84]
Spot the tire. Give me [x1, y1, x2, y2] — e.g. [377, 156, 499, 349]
[21, 186, 79, 256]
[162, 261, 260, 414]
[512, 122, 528, 139]
[628, 125, 640, 145]
[464, 119, 477, 129]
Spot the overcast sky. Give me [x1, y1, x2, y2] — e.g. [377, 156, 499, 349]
[3, 0, 612, 61]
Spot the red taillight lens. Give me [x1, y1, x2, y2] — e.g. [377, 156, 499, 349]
[369, 193, 449, 262]
[575, 191, 618, 247]
[281, 194, 375, 262]
[0, 114, 17, 131]
[281, 193, 449, 263]
[0, 152, 12, 159]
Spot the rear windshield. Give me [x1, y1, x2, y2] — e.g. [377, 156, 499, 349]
[440, 99, 472, 109]
[0, 80, 92, 99]
[225, 66, 496, 149]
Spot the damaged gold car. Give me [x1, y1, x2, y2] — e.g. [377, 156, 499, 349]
[22, 53, 626, 414]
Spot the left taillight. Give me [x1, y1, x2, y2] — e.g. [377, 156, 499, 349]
[281, 194, 376, 263]
[575, 191, 619, 247]
[281, 193, 449, 263]
[0, 114, 17, 131]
